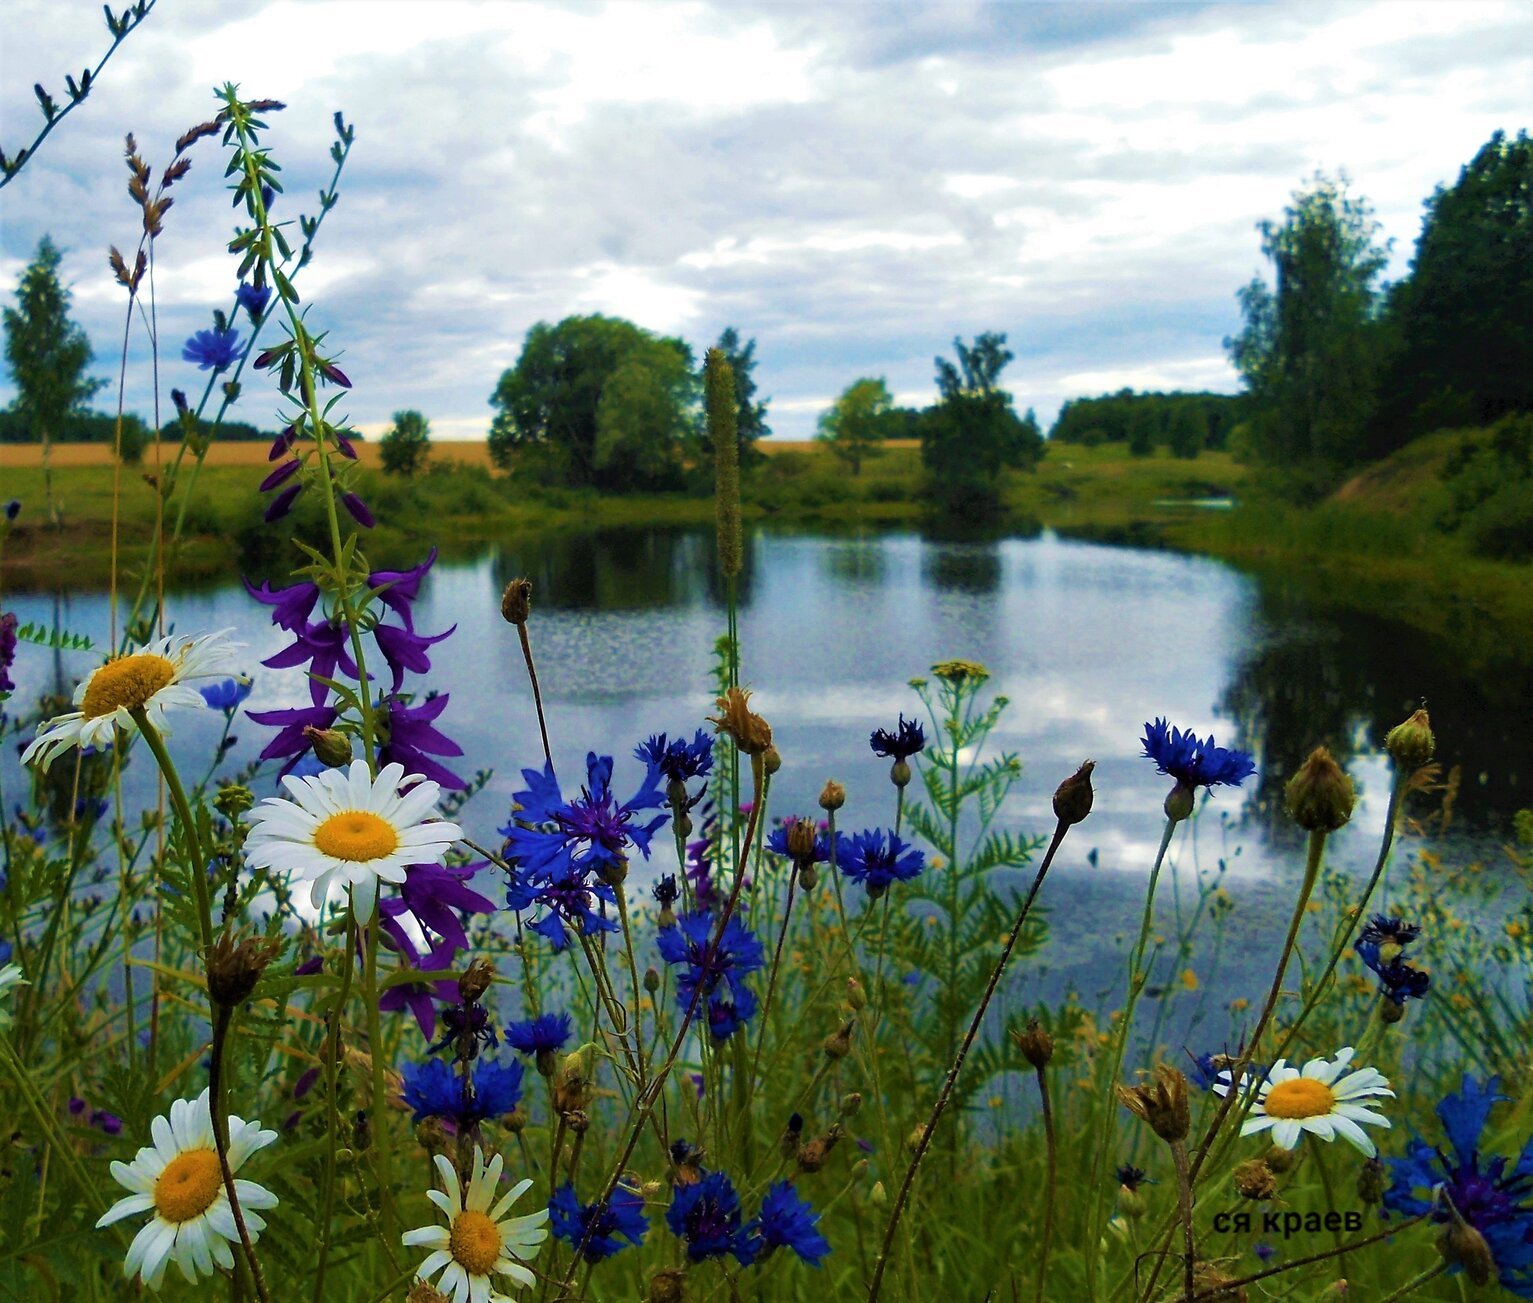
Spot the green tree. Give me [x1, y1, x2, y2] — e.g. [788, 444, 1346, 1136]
[1372, 130, 1533, 451]
[3, 236, 103, 521]
[487, 314, 695, 490]
[817, 376, 892, 475]
[1167, 401, 1207, 459]
[1225, 174, 1391, 488]
[701, 326, 770, 466]
[380, 409, 430, 477]
[920, 333, 1043, 515]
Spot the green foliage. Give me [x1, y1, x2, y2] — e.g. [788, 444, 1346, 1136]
[817, 376, 892, 475]
[920, 333, 1043, 516]
[2, 237, 104, 440]
[487, 314, 696, 490]
[10, 620, 94, 652]
[379, 408, 430, 477]
[1225, 173, 1391, 492]
[1373, 130, 1533, 451]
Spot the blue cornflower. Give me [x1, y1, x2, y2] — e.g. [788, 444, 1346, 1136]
[508, 858, 620, 952]
[1385, 1075, 1533, 1296]
[1115, 1164, 1150, 1191]
[834, 829, 925, 898]
[704, 986, 758, 1041]
[505, 1011, 573, 1059]
[870, 714, 926, 762]
[502, 753, 668, 876]
[666, 1171, 759, 1265]
[656, 910, 764, 1004]
[399, 1056, 523, 1127]
[199, 678, 252, 712]
[1357, 916, 1430, 1007]
[1141, 718, 1255, 790]
[652, 874, 680, 909]
[636, 730, 715, 793]
[182, 326, 243, 372]
[235, 281, 271, 322]
[549, 1182, 649, 1261]
[427, 1003, 498, 1057]
[754, 1181, 830, 1266]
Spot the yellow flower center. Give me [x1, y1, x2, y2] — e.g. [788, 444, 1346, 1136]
[153, 1149, 223, 1223]
[313, 810, 398, 862]
[81, 653, 176, 720]
[1264, 1078, 1336, 1119]
[449, 1209, 502, 1275]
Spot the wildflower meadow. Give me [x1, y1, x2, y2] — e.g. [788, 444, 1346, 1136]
[2, 49, 1533, 1303]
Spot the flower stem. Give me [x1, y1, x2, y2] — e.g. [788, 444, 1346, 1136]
[209, 1003, 272, 1303]
[1032, 1062, 1057, 1303]
[132, 708, 214, 956]
[867, 817, 1069, 1301]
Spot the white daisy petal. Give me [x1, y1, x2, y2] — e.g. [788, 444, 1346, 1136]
[1271, 1119, 1304, 1149]
[97, 1193, 155, 1227]
[1327, 1113, 1380, 1155]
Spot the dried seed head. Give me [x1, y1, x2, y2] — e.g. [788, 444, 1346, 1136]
[707, 686, 773, 756]
[1053, 760, 1096, 826]
[796, 1124, 843, 1174]
[459, 958, 496, 1004]
[204, 930, 280, 1008]
[1116, 1064, 1191, 1143]
[415, 1117, 449, 1154]
[1012, 1018, 1054, 1070]
[1190, 1262, 1247, 1301]
[763, 743, 782, 775]
[1233, 1159, 1278, 1201]
[786, 817, 818, 864]
[818, 779, 846, 812]
[1385, 708, 1434, 772]
[408, 1280, 451, 1303]
[1356, 1157, 1386, 1205]
[646, 1267, 687, 1303]
[500, 577, 533, 625]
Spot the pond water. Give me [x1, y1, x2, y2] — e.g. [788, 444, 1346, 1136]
[4, 526, 1526, 1043]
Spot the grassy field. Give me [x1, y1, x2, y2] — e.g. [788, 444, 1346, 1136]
[3, 432, 1528, 666]
[0, 438, 1246, 589]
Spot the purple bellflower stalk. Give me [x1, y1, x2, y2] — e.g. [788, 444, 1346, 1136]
[377, 935, 461, 1040]
[243, 576, 321, 632]
[373, 621, 455, 695]
[245, 702, 339, 774]
[378, 861, 496, 957]
[0, 610, 18, 695]
[1385, 1075, 1533, 1296]
[376, 694, 466, 790]
[262, 620, 363, 706]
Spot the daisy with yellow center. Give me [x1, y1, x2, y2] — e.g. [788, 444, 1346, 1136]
[21, 630, 238, 771]
[244, 759, 463, 924]
[403, 1147, 549, 1302]
[1215, 1046, 1394, 1156]
[95, 1088, 278, 1291]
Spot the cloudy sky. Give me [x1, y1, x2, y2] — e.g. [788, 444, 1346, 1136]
[2, 1, 1529, 440]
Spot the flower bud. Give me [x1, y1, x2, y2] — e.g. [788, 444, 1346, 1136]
[798, 862, 818, 890]
[823, 1019, 855, 1060]
[1285, 747, 1355, 832]
[1164, 781, 1196, 823]
[846, 977, 867, 1011]
[1052, 761, 1096, 826]
[565, 1108, 590, 1135]
[763, 744, 782, 776]
[787, 817, 818, 863]
[644, 967, 660, 994]
[818, 780, 845, 812]
[1385, 708, 1434, 771]
[459, 958, 496, 1003]
[415, 1117, 449, 1154]
[303, 725, 353, 768]
[890, 759, 912, 789]
[499, 577, 532, 625]
[1117, 1184, 1147, 1219]
[1380, 997, 1406, 1025]
[1314, 1282, 1348, 1300]
[1440, 1218, 1495, 1286]
[214, 782, 255, 819]
[1233, 1159, 1277, 1201]
[869, 1180, 887, 1207]
[598, 853, 628, 887]
[1012, 1018, 1053, 1069]
[839, 1092, 863, 1117]
[502, 1106, 527, 1134]
[1263, 1144, 1301, 1173]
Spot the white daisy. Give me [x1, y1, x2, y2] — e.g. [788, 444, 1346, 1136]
[243, 759, 463, 924]
[1215, 1046, 1394, 1156]
[21, 630, 238, 770]
[95, 1088, 278, 1291]
[403, 1147, 549, 1302]
[0, 963, 25, 1030]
